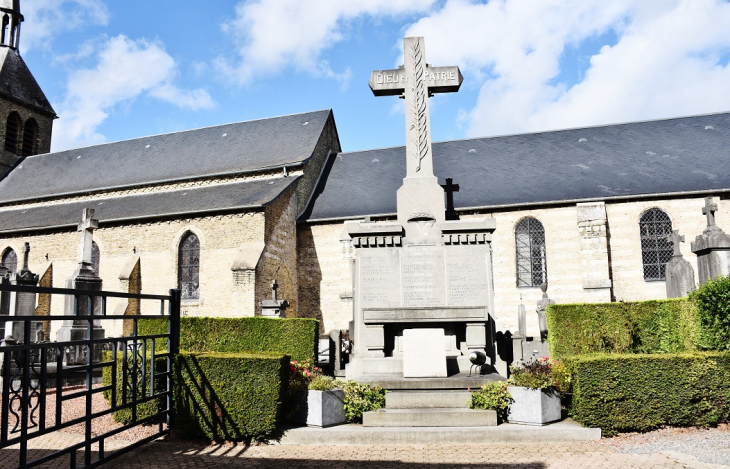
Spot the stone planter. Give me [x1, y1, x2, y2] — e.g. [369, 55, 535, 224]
[290, 389, 346, 427]
[507, 386, 561, 425]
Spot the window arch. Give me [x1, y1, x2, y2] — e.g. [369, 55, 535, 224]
[4, 112, 20, 154]
[515, 217, 547, 287]
[178, 232, 200, 300]
[91, 241, 100, 276]
[21, 118, 37, 156]
[1, 15, 8, 45]
[2, 248, 17, 275]
[639, 208, 674, 281]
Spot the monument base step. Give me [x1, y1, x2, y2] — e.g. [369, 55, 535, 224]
[363, 408, 497, 427]
[353, 372, 504, 390]
[276, 419, 601, 445]
[386, 390, 472, 408]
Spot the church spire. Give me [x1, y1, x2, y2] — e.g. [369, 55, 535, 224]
[0, 0, 22, 51]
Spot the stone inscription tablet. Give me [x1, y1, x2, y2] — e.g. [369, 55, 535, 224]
[359, 248, 401, 309]
[15, 292, 36, 316]
[401, 246, 445, 307]
[445, 245, 489, 306]
[402, 328, 447, 378]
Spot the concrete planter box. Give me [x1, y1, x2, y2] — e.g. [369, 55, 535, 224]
[290, 389, 346, 427]
[507, 386, 561, 426]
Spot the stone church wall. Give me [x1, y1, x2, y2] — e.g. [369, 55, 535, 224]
[301, 196, 729, 338]
[0, 100, 53, 175]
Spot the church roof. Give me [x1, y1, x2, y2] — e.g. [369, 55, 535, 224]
[0, 176, 298, 234]
[303, 111, 730, 222]
[0, 48, 55, 117]
[0, 109, 333, 204]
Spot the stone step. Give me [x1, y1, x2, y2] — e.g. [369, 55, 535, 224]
[385, 390, 472, 409]
[353, 373, 504, 390]
[277, 419, 601, 445]
[363, 408, 497, 427]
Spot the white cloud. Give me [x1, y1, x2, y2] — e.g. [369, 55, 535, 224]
[402, 0, 730, 137]
[21, 0, 109, 53]
[216, 0, 436, 85]
[53, 35, 215, 150]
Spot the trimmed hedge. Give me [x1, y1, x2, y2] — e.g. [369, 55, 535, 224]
[139, 316, 318, 362]
[175, 352, 289, 441]
[690, 274, 730, 351]
[547, 299, 700, 359]
[567, 352, 730, 436]
[102, 350, 167, 425]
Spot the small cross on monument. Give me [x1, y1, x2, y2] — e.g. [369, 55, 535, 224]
[271, 279, 278, 301]
[667, 230, 685, 258]
[703, 197, 718, 229]
[77, 208, 99, 274]
[440, 178, 460, 220]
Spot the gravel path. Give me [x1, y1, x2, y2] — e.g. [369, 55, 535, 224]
[591, 424, 730, 467]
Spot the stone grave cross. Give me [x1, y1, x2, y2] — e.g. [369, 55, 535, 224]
[440, 178, 460, 220]
[703, 197, 718, 228]
[369, 37, 463, 179]
[77, 208, 99, 272]
[271, 279, 278, 301]
[668, 230, 685, 257]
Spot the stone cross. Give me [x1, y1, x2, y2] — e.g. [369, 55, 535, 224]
[21, 242, 29, 272]
[440, 178, 460, 220]
[271, 279, 278, 301]
[77, 208, 99, 268]
[703, 197, 718, 228]
[369, 37, 462, 178]
[667, 230, 685, 257]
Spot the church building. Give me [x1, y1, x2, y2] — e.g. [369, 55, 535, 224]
[0, 0, 728, 345]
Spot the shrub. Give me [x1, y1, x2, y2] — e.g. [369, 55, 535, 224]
[690, 274, 730, 351]
[174, 352, 289, 441]
[308, 375, 337, 391]
[470, 381, 511, 422]
[139, 316, 318, 361]
[547, 299, 700, 359]
[334, 380, 386, 423]
[509, 357, 554, 390]
[566, 352, 730, 436]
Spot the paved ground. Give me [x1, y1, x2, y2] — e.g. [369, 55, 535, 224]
[2, 425, 728, 468]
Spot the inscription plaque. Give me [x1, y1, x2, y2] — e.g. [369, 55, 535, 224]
[359, 249, 401, 309]
[403, 328, 447, 378]
[445, 245, 489, 306]
[401, 246, 445, 307]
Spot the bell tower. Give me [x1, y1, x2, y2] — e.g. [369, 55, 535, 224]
[0, 0, 56, 177]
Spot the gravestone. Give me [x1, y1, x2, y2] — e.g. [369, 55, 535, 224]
[260, 279, 290, 318]
[691, 198, 730, 285]
[6, 243, 40, 341]
[57, 209, 106, 364]
[346, 37, 498, 379]
[402, 328, 447, 378]
[512, 283, 552, 364]
[665, 230, 696, 298]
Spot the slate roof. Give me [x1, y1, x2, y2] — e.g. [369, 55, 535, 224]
[0, 48, 55, 117]
[303, 112, 730, 221]
[0, 109, 333, 203]
[0, 176, 298, 234]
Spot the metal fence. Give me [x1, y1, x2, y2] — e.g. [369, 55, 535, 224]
[0, 284, 180, 468]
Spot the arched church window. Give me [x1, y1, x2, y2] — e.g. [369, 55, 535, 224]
[5, 112, 20, 154]
[639, 208, 673, 281]
[178, 233, 200, 300]
[515, 217, 547, 287]
[91, 241, 100, 276]
[2, 248, 17, 275]
[1, 15, 8, 45]
[21, 118, 37, 156]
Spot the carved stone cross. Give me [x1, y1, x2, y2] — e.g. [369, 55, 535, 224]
[21, 242, 30, 272]
[667, 230, 685, 257]
[703, 197, 718, 228]
[271, 279, 278, 301]
[440, 178, 460, 220]
[77, 208, 99, 268]
[369, 37, 462, 178]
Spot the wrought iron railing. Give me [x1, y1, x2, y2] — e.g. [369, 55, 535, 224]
[0, 284, 180, 469]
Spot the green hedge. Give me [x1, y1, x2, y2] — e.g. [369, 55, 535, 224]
[567, 352, 730, 435]
[690, 274, 730, 351]
[547, 299, 700, 359]
[102, 350, 167, 425]
[174, 352, 289, 441]
[139, 316, 318, 362]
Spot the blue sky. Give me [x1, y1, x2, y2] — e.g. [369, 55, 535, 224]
[18, 0, 730, 153]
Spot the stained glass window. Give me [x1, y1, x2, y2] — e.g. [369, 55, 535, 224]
[2, 248, 17, 275]
[178, 233, 200, 300]
[515, 217, 547, 287]
[639, 208, 673, 281]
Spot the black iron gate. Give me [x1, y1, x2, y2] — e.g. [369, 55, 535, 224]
[0, 284, 180, 468]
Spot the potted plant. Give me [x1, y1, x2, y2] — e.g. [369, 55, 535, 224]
[288, 359, 346, 427]
[507, 357, 562, 425]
